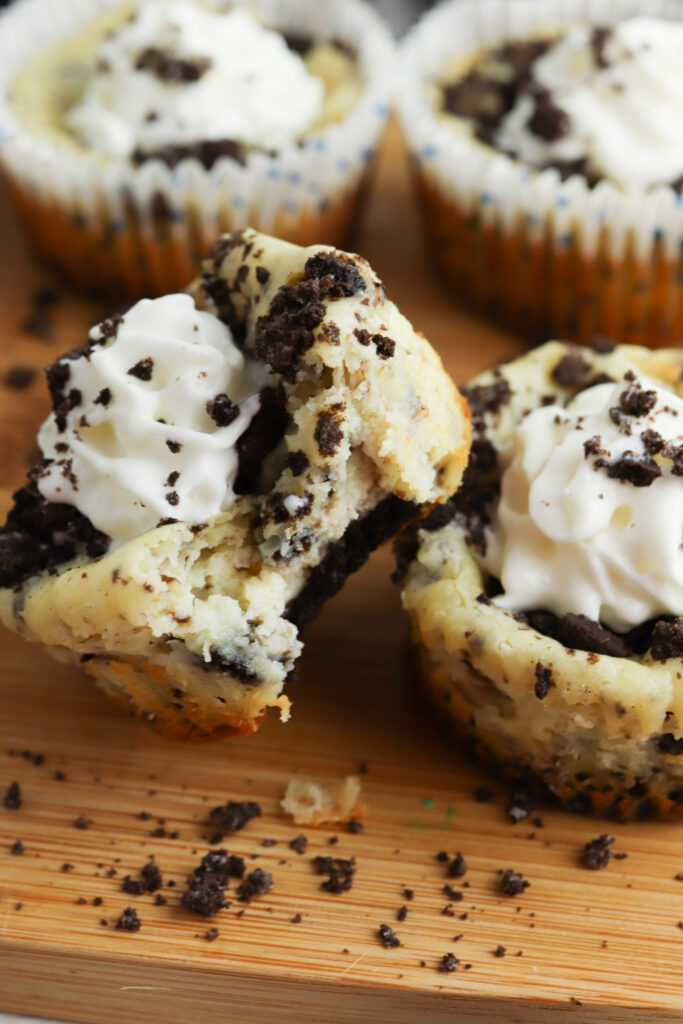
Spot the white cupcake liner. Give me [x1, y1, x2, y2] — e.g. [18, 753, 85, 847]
[0, 0, 395, 294]
[396, 0, 683, 345]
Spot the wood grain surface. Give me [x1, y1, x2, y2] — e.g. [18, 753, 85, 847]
[1, 125, 683, 1024]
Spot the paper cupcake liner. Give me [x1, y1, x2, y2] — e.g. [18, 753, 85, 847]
[397, 0, 683, 348]
[0, 0, 394, 297]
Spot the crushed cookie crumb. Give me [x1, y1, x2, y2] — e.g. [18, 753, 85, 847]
[501, 869, 530, 896]
[312, 856, 355, 894]
[378, 923, 401, 949]
[237, 868, 273, 902]
[289, 834, 307, 855]
[116, 907, 141, 932]
[582, 835, 614, 870]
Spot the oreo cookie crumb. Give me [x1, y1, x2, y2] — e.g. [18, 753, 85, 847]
[122, 860, 163, 895]
[74, 815, 91, 830]
[181, 875, 229, 917]
[312, 855, 356, 894]
[552, 352, 590, 388]
[116, 907, 141, 931]
[237, 868, 274, 902]
[127, 358, 154, 381]
[205, 927, 219, 941]
[616, 380, 657, 418]
[582, 834, 614, 870]
[650, 620, 683, 661]
[494, 945, 507, 957]
[658, 732, 683, 755]
[136, 47, 211, 83]
[397, 905, 408, 922]
[448, 853, 467, 878]
[347, 819, 364, 835]
[591, 335, 617, 354]
[378, 924, 401, 948]
[289, 834, 308, 855]
[438, 953, 459, 973]
[3, 782, 21, 810]
[11, 839, 24, 855]
[314, 407, 344, 457]
[534, 663, 553, 699]
[373, 334, 395, 359]
[501, 869, 530, 896]
[4, 366, 36, 390]
[287, 450, 309, 476]
[209, 800, 261, 837]
[206, 393, 240, 427]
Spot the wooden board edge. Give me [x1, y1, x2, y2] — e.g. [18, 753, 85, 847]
[0, 942, 681, 1024]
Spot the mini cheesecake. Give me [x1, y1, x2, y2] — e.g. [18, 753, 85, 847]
[0, 229, 471, 740]
[398, 340, 683, 819]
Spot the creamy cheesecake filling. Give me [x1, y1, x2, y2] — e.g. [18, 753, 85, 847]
[36, 293, 269, 549]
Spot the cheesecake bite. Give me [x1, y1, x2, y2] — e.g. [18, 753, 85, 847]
[399, 340, 683, 818]
[0, 229, 470, 739]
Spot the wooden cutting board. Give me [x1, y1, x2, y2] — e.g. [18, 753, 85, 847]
[2, 125, 683, 1024]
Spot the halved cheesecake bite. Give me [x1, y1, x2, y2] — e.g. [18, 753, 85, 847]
[0, 229, 470, 739]
[399, 340, 683, 818]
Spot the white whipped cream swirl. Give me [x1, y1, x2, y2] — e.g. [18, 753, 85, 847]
[65, 2, 324, 159]
[482, 376, 683, 632]
[496, 17, 683, 189]
[37, 294, 267, 548]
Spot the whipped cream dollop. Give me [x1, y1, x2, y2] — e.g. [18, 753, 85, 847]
[65, 2, 324, 159]
[482, 375, 683, 632]
[495, 17, 683, 189]
[37, 294, 267, 548]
